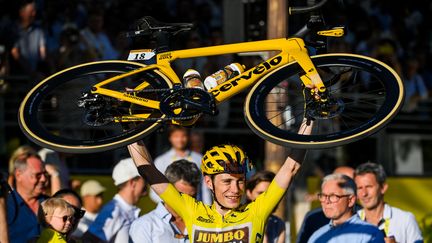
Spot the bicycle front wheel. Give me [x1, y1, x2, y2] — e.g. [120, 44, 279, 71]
[19, 61, 172, 153]
[244, 53, 404, 149]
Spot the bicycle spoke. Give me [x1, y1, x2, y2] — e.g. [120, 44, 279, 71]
[245, 54, 403, 148]
[19, 61, 170, 152]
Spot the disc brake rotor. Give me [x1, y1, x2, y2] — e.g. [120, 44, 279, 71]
[307, 98, 345, 119]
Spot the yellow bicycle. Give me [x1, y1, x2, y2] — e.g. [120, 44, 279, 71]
[18, 0, 404, 153]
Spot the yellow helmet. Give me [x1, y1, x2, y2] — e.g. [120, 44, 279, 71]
[201, 144, 253, 175]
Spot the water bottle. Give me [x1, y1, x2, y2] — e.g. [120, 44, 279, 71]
[203, 63, 244, 90]
[183, 69, 204, 89]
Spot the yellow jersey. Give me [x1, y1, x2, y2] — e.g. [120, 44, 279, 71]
[36, 228, 68, 243]
[160, 180, 285, 243]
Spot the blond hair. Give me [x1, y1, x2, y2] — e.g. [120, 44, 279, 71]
[38, 198, 75, 227]
[8, 145, 37, 174]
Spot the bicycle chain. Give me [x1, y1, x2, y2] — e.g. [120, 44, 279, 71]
[121, 87, 202, 122]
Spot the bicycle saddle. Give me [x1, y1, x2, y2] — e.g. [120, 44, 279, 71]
[126, 16, 193, 37]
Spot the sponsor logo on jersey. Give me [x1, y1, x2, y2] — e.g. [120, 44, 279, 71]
[194, 226, 249, 243]
[196, 216, 214, 223]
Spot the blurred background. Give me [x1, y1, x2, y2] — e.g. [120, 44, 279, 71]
[1, 0, 432, 241]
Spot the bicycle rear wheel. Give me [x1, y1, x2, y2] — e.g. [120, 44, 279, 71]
[19, 61, 172, 153]
[244, 53, 404, 149]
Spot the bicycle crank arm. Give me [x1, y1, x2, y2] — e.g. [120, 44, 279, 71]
[159, 88, 217, 118]
[182, 99, 218, 115]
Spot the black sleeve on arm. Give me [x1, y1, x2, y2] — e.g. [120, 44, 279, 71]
[289, 148, 307, 165]
[137, 165, 169, 185]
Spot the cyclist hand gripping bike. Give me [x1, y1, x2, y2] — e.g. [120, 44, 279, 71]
[18, 0, 404, 153]
[127, 120, 312, 243]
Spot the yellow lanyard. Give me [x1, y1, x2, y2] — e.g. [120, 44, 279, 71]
[360, 211, 390, 236]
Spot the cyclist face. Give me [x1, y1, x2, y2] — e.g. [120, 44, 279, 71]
[355, 173, 387, 210]
[320, 180, 355, 225]
[210, 173, 245, 209]
[169, 130, 188, 151]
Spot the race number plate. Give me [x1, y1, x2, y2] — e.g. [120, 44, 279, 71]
[127, 50, 156, 61]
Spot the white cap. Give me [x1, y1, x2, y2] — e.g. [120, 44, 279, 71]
[112, 158, 140, 186]
[80, 180, 106, 196]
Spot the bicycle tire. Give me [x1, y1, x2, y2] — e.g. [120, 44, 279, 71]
[19, 60, 172, 153]
[244, 53, 404, 149]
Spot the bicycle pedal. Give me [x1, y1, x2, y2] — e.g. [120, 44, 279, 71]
[317, 27, 345, 37]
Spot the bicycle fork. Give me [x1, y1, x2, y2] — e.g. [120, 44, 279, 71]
[287, 38, 331, 118]
[287, 38, 326, 92]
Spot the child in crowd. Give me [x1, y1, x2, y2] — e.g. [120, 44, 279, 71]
[37, 198, 76, 243]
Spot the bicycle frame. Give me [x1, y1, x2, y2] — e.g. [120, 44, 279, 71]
[18, 0, 405, 152]
[91, 37, 326, 124]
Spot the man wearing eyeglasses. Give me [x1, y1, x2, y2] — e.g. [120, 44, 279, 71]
[130, 159, 201, 242]
[308, 173, 385, 243]
[297, 166, 361, 243]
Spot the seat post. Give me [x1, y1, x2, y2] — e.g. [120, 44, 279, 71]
[154, 30, 171, 53]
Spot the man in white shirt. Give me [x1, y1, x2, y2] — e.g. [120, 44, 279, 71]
[82, 158, 146, 242]
[151, 125, 211, 205]
[130, 159, 201, 242]
[72, 180, 106, 238]
[354, 162, 423, 243]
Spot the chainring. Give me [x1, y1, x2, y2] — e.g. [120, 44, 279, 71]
[159, 88, 215, 119]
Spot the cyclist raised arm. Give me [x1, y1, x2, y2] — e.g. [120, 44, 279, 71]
[127, 120, 312, 242]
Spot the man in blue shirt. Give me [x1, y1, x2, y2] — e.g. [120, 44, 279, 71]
[10, 1, 47, 83]
[308, 173, 384, 243]
[7, 152, 49, 243]
[297, 166, 361, 243]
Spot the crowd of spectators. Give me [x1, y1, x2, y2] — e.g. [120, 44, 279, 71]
[1, 1, 431, 242]
[0, 0, 224, 85]
[321, 0, 432, 112]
